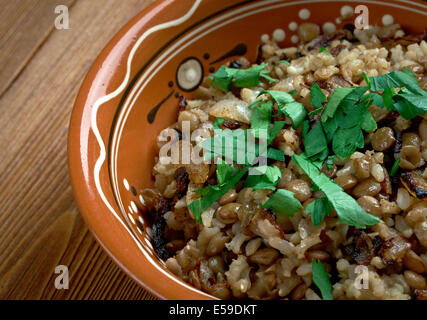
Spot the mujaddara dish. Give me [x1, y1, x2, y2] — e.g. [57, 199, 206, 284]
[68, 0, 427, 300]
[140, 22, 427, 299]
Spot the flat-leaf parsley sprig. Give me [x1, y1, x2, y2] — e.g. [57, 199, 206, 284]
[312, 259, 333, 300]
[188, 61, 426, 228]
[292, 154, 380, 228]
[209, 63, 277, 92]
[188, 159, 248, 224]
[364, 68, 427, 119]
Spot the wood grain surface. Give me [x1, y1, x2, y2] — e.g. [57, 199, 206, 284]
[0, 0, 157, 300]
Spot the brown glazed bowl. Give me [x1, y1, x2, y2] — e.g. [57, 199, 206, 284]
[68, 0, 427, 299]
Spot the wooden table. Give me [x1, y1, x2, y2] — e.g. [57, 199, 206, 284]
[0, 0, 156, 300]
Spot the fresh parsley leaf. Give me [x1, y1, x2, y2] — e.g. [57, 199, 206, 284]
[382, 88, 398, 110]
[262, 189, 302, 216]
[292, 154, 380, 228]
[193, 186, 219, 197]
[201, 129, 257, 165]
[390, 158, 401, 177]
[319, 47, 332, 55]
[338, 86, 369, 112]
[365, 69, 427, 119]
[310, 83, 327, 110]
[308, 108, 323, 116]
[245, 165, 281, 190]
[234, 64, 267, 87]
[305, 197, 333, 226]
[362, 72, 371, 87]
[321, 87, 358, 122]
[276, 60, 290, 66]
[322, 112, 340, 142]
[332, 125, 364, 160]
[362, 92, 385, 108]
[319, 86, 374, 159]
[216, 158, 235, 185]
[282, 101, 308, 128]
[209, 66, 237, 92]
[201, 129, 284, 165]
[260, 90, 307, 128]
[188, 166, 248, 223]
[359, 108, 377, 131]
[340, 106, 364, 129]
[309, 148, 329, 169]
[260, 89, 294, 103]
[394, 92, 427, 120]
[248, 98, 263, 109]
[368, 70, 426, 96]
[260, 71, 278, 84]
[267, 147, 285, 162]
[312, 260, 333, 300]
[268, 121, 286, 144]
[302, 120, 310, 139]
[210, 63, 277, 92]
[304, 122, 328, 158]
[251, 100, 273, 134]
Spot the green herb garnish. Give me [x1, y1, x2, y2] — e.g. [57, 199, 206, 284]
[259, 90, 307, 128]
[189, 62, 426, 225]
[305, 197, 333, 226]
[394, 90, 427, 120]
[267, 147, 285, 161]
[209, 66, 237, 92]
[320, 86, 377, 159]
[312, 259, 333, 300]
[191, 123, 285, 221]
[332, 125, 365, 159]
[267, 121, 286, 144]
[201, 128, 284, 165]
[189, 162, 248, 223]
[275, 60, 290, 66]
[245, 165, 282, 190]
[209, 63, 277, 92]
[262, 189, 302, 216]
[390, 158, 401, 177]
[303, 122, 328, 159]
[250, 100, 273, 135]
[216, 158, 236, 185]
[366, 69, 427, 119]
[310, 83, 327, 110]
[367, 69, 424, 95]
[292, 154, 380, 228]
[362, 92, 385, 108]
[319, 47, 332, 55]
[321, 87, 365, 122]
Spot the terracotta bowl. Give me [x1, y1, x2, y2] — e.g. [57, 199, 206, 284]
[68, 0, 427, 299]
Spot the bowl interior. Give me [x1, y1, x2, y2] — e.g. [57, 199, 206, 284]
[70, 0, 427, 299]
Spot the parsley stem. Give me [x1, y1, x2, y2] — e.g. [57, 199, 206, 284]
[390, 158, 401, 177]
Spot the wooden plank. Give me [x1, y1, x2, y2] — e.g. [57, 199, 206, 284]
[0, 0, 76, 97]
[0, 0, 156, 300]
